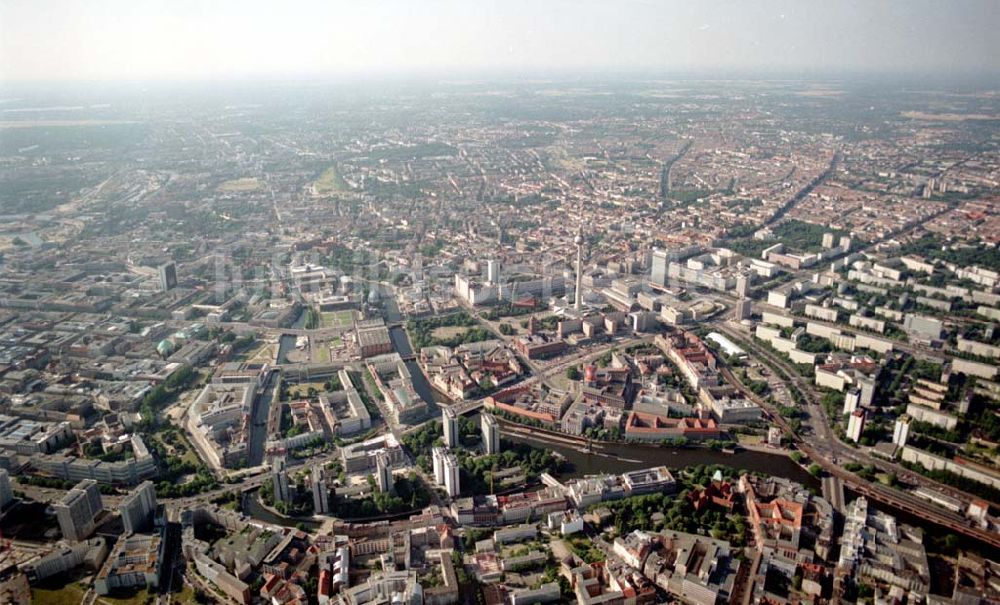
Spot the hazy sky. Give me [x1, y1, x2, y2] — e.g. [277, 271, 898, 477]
[1, 0, 998, 81]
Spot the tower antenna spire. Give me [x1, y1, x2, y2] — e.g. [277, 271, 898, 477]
[574, 225, 584, 311]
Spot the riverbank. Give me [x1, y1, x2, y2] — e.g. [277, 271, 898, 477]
[497, 416, 783, 458]
[500, 420, 817, 486]
[243, 487, 428, 527]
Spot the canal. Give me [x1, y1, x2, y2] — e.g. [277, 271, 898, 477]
[385, 293, 446, 407]
[264, 309, 311, 462]
[275, 333, 298, 364]
[388, 325, 443, 406]
[247, 369, 277, 466]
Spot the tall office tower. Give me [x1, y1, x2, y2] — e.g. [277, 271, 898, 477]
[55, 479, 104, 542]
[487, 259, 500, 284]
[0, 469, 12, 510]
[375, 451, 393, 494]
[574, 227, 585, 310]
[311, 466, 330, 514]
[734, 299, 752, 321]
[272, 459, 291, 504]
[119, 481, 157, 534]
[735, 274, 749, 298]
[443, 408, 460, 449]
[892, 416, 911, 447]
[846, 409, 866, 443]
[857, 376, 876, 407]
[433, 446, 460, 496]
[442, 453, 460, 497]
[842, 388, 861, 416]
[651, 249, 668, 288]
[481, 414, 500, 455]
[432, 447, 447, 485]
[158, 262, 178, 292]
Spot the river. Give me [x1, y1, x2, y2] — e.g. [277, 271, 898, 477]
[504, 428, 999, 559]
[240, 413, 999, 558]
[502, 425, 816, 485]
[244, 292, 998, 559]
[241, 489, 322, 530]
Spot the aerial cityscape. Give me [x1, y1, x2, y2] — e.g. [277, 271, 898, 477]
[1, 2, 999, 605]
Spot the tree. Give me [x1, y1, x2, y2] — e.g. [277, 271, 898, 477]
[807, 463, 822, 477]
[940, 533, 960, 554]
[857, 583, 874, 600]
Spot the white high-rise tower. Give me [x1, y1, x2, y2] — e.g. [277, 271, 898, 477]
[574, 227, 584, 311]
[481, 413, 500, 455]
[443, 408, 460, 448]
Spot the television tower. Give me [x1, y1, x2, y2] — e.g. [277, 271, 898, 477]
[574, 226, 584, 311]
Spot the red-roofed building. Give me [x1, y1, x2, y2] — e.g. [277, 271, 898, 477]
[657, 332, 720, 389]
[688, 481, 736, 512]
[624, 411, 721, 441]
[743, 477, 806, 560]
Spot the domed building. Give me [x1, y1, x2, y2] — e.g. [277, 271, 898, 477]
[156, 339, 175, 358]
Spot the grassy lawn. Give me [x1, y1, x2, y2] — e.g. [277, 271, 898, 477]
[217, 177, 262, 192]
[285, 380, 329, 399]
[737, 434, 764, 446]
[431, 326, 468, 339]
[312, 345, 331, 363]
[321, 309, 356, 328]
[240, 342, 276, 363]
[96, 587, 157, 605]
[32, 584, 87, 605]
[313, 166, 350, 194]
[547, 374, 572, 391]
[170, 583, 200, 605]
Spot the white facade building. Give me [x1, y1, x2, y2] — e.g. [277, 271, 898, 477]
[847, 409, 866, 443]
[481, 413, 500, 455]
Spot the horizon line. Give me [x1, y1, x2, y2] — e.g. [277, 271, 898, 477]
[3, 66, 1000, 88]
